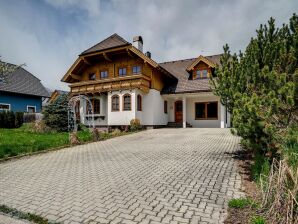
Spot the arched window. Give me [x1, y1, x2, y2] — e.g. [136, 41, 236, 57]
[123, 94, 131, 111]
[137, 94, 142, 111]
[111, 95, 119, 111]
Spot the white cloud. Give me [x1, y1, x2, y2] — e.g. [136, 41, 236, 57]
[0, 0, 297, 91]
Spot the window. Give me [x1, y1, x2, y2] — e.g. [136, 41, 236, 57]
[132, 65, 141, 74]
[27, 106, 36, 113]
[93, 99, 100, 114]
[89, 73, 96, 80]
[112, 95, 119, 111]
[0, 103, 10, 111]
[119, 67, 126, 77]
[100, 71, 108, 79]
[164, 101, 168, 114]
[195, 69, 209, 79]
[137, 94, 142, 111]
[195, 102, 218, 119]
[123, 94, 131, 111]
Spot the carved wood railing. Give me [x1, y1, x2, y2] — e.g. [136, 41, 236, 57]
[70, 74, 151, 94]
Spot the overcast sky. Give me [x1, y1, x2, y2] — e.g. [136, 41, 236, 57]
[0, 0, 297, 90]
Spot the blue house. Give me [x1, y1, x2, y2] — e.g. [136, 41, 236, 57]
[0, 62, 49, 113]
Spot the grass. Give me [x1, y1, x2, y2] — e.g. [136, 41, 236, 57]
[0, 204, 59, 224]
[0, 123, 106, 159]
[250, 215, 266, 224]
[228, 198, 258, 209]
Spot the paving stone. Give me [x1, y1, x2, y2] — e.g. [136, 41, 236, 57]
[0, 128, 244, 224]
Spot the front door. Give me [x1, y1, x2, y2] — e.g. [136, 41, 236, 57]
[175, 100, 183, 123]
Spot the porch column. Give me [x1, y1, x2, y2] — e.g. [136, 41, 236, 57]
[220, 103, 226, 128]
[183, 96, 186, 128]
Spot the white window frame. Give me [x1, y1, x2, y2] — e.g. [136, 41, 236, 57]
[27, 105, 36, 113]
[0, 103, 11, 111]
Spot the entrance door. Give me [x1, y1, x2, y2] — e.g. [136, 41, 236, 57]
[175, 100, 183, 123]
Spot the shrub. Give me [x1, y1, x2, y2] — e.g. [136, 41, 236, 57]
[130, 119, 141, 131]
[0, 111, 23, 128]
[228, 198, 258, 209]
[23, 113, 36, 123]
[43, 94, 68, 132]
[250, 216, 266, 224]
[111, 128, 122, 136]
[15, 112, 24, 128]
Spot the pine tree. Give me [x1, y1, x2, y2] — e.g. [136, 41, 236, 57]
[211, 14, 298, 155]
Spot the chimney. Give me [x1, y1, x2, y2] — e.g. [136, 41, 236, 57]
[145, 51, 151, 58]
[133, 36, 143, 52]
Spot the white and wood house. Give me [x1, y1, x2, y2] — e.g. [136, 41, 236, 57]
[61, 34, 231, 128]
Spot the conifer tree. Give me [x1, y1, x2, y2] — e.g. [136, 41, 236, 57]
[211, 14, 298, 155]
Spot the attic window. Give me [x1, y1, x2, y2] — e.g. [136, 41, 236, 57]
[195, 69, 209, 79]
[89, 73, 96, 80]
[132, 65, 141, 74]
[119, 67, 126, 77]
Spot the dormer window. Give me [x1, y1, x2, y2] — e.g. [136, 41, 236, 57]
[89, 73, 96, 80]
[195, 69, 209, 79]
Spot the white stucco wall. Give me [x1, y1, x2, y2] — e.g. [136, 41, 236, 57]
[107, 90, 136, 125]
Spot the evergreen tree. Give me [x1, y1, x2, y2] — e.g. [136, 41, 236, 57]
[211, 14, 298, 155]
[43, 94, 69, 132]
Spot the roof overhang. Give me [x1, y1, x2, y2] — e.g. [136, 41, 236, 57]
[186, 55, 217, 72]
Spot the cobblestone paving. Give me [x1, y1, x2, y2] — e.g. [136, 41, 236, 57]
[0, 128, 244, 224]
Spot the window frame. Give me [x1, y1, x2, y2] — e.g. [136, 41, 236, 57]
[27, 105, 36, 113]
[100, 70, 108, 79]
[0, 103, 11, 111]
[92, 98, 101, 114]
[194, 69, 210, 79]
[123, 94, 131, 111]
[137, 94, 142, 111]
[111, 95, 120, 112]
[132, 65, 142, 74]
[118, 67, 127, 77]
[89, 73, 96, 80]
[194, 101, 218, 120]
[164, 100, 168, 114]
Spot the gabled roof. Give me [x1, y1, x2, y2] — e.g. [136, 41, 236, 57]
[186, 55, 217, 72]
[0, 62, 50, 97]
[159, 54, 221, 94]
[80, 33, 130, 56]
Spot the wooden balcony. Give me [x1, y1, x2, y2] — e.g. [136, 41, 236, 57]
[70, 74, 151, 95]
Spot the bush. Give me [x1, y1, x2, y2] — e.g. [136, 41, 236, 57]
[0, 111, 23, 128]
[250, 216, 266, 224]
[228, 198, 258, 209]
[23, 113, 37, 123]
[43, 94, 68, 132]
[130, 119, 141, 131]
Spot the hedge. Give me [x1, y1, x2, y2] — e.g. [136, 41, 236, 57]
[0, 111, 24, 128]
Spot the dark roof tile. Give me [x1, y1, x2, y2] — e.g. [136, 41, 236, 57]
[0, 62, 49, 97]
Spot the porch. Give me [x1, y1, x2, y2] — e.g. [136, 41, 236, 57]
[163, 92, 231, 128]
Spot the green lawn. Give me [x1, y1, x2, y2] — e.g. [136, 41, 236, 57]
[0, 124, 93, 159]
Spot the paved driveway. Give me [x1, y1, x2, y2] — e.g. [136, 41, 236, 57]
[0, 128, 243, 224]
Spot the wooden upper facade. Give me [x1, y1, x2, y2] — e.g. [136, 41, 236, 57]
[62, 34, 221, 95]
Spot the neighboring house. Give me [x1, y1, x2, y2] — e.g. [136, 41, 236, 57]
[0, 62, 49, 113]
[61, 33, 231, 128]
[48, 89, 69, 104]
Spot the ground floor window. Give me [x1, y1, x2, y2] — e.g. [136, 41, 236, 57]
[87, 98, 100, 114]
[112, 95, 119, 111]
[0, 103, 10, 111]
[164, 101, 168, 113]
[27, 105, 36, 113]
[137, 94, 142, 111]
[123, 94, 131, 111]
[195, 102, 218, 119]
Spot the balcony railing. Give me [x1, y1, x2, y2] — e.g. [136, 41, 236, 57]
[70, 74, 151, 94]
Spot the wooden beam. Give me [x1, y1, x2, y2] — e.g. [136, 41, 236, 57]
[103, 53, 112, 62]
[127, 49, 134, 58]
[70, 73, 82, 80]
[83, 58, 91, 65]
